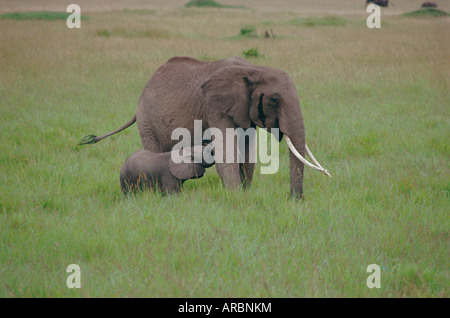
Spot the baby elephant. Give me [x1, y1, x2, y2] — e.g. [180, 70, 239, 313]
[120, 145, 214, 194]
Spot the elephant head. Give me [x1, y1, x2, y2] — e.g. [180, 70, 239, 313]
[201, 65, 330, 198]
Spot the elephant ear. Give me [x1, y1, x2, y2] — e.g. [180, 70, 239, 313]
[169, 148, 206, 181]
[201, 66, 260, 129]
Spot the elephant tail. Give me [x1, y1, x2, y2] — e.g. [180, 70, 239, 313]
[78, 114, 137, 145]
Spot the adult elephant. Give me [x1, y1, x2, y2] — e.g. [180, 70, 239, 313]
[80, 56, 330, 198]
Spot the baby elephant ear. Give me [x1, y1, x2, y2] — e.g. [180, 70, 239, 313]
[169, 149, 206, 181]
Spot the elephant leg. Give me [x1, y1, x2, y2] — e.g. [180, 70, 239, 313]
[141, 133, 161, 153]
[239, 137, 256, 188]
[137, 111, 162, 152]
[215, 162, 243, 190]
[209, 118, 248, 189]
[240, 162, 255, 189]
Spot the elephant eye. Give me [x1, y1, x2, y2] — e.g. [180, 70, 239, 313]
[270, 95, 280, 106]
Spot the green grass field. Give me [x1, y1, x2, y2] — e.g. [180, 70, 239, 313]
[0, 0, 449, 297]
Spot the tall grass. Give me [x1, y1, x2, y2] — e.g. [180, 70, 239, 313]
[0, 4, 448, 297]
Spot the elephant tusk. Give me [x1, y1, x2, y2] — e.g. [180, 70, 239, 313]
[305, 143, 324, 170]
[285, 136, 332, 178]
[305, 143, 332, 178]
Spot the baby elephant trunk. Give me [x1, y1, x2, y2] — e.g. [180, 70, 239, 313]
[179, 144, 215, 167]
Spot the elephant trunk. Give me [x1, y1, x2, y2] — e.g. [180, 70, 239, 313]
[279, 104, 306, 198]
[286, 124, 306, 199]
[279, 101, 331, 199]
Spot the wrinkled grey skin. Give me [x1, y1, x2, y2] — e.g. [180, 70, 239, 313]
[81, 56, 306, 198]
[120, 146, 214, 194]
